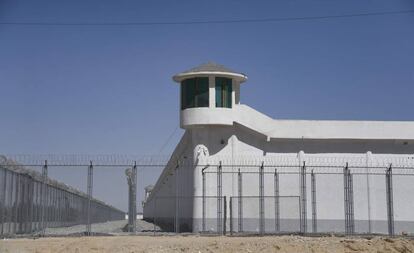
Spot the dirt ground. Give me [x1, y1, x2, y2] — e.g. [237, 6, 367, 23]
[1, 235, 414, 253]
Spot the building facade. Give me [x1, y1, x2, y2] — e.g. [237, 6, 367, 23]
[143, 63, 414, 234]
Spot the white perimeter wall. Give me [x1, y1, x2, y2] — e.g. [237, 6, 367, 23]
[144, 125, 414, 233]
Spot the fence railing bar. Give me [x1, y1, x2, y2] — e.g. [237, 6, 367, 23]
[344, 163, 349, 235]
[86, 161, 93, 235]
[238, 169, 243, 233]
[229, 197, 233, 235]
[386, 164, 395, 236]
[217, 162, 223, 234]
[259, 162, 265, 235]
[274, 168, 280, 233]
[300, 162, 307, 234]
[202, 167, 206, 232]
[311, 170, 317, 233]
[1, 169, 7, 235]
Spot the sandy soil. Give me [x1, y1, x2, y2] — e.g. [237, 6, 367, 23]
[30, 219, 160, 237]
[1, 235, 414, 253]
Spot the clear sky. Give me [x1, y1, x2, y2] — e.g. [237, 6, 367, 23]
[1, 0, 414, 156]
[1, 0, 413, 210]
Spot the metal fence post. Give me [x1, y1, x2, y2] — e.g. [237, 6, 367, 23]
[21, 176, 27, 233]
[343, 163, 354, 235]
[34, 181, 38, 232]
[86, 161, 93, 235]
[56, 187, 59, 227]
[259, 162, 264, 235]
[344, 163, 349, 235]
[217, 161, 222, 234]
[366, 151, 373, 234]
[47, 185, 51, 232]
[60, 189, 63, 227]
[229, 197, 233, 235]
[24, 176, 29, 233]
[46, 185, 50, 230]
[14, 173, 20, 234]
[300, 162, 307, 234]
[14, 173, 18, 235]
[238, 169, 243, 233]
[202, 166, 207, 233]
[174, 163, 179, 233]
[9, 172, 15, 234]
[132, 161, 137, 233]
[41, 160, 48, 234]
[23, 176, 27, 233]
[17, 175, 22, 234]
[1, 169, 7, 236]
[223, 196, 227, 235]
[50, 186, 54, 228]
[349, 170, 355, 234]
[311, 170, 317, 233]
[386, 164, 394, 236]
[21, 175, 26, 233]
[28, 177, 34, 233]
[274, 168, 280, 233]
[38, 181, 42, 231]
[126, 168, 132, 231]
[125, 162, 137, 233]
[63, 190, 67, 226]
[20, 176, 24, 234]
[56, 189, 60, 227]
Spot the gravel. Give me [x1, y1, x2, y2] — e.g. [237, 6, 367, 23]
[3, 235, 414, 253]
[41, 219, 161, 236]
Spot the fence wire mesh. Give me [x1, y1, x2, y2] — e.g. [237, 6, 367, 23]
[0, 164, 124, 237]
[1, 153, 414, 237]
[230, 196, 300, 235]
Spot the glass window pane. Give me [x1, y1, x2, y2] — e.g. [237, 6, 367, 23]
[181, 77, 209, 109]
[196, 77, 209, 107]
[225, 79, 232, 108]
[215, 77, 232, 108]
[215, 78, 222, 107]
[187, 79, 196, 108]
[181, 81, 186, 110]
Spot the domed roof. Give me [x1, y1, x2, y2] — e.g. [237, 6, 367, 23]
[173, 62, 248, 83]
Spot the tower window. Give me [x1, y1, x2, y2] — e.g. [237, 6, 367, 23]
[215, 77, 232, 108]
[181, 77, 209, 110]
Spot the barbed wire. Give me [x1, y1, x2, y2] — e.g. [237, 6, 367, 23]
[2, 154, 170, 166]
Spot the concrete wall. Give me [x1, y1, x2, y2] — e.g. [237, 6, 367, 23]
[155, 69, 414, 233]
[144, 124, 414, 233]
[143, 131, 195, 232]
[196, 125, 414, 233]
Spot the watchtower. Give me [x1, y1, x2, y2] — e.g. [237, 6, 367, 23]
[173, 62, 247, 128]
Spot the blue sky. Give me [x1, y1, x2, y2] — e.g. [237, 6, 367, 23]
[1, 0, 414, 211]
[1, 0, 413, 156]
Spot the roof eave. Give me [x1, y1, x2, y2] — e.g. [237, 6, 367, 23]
[173, 71, 248, 83]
